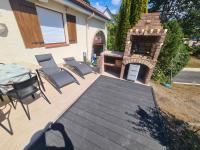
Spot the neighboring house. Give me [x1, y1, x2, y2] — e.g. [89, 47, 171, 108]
[103, 7, 114, 22]
[184, 38, 200, 47]
[0, 0, 109, 66]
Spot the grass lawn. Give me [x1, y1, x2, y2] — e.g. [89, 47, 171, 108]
[152, 82, 200, 127]
[151, 81, 200, 149]
[187, 56, 200, 68]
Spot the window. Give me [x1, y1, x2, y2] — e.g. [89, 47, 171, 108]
[66, 14, 77, 43]
[36, 7, 66, 44]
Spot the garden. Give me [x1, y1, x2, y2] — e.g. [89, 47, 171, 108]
[106, 0, 200, 149]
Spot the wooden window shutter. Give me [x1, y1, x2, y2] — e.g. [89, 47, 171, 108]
[66, 14, 77, 43]
[9, 0, 44, 48]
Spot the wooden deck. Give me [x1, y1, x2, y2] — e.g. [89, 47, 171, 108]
[27, 76, 167, 150]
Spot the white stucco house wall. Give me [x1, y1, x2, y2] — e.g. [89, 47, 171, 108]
[0, 0, 109, 67]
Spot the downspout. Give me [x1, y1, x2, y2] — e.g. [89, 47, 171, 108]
[86, 12, 95, 61]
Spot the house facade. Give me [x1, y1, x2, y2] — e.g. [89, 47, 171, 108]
[0, 0, 109, 67]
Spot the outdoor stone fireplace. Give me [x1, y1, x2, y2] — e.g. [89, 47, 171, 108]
[120, 12, 167, 84]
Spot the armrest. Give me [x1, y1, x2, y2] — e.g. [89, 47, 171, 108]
[0, 83, 13, 86]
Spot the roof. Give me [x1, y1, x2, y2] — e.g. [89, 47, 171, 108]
[103, 7, 112, 16]
[69, 0, 110, 20]
[103, 7, 114, 21]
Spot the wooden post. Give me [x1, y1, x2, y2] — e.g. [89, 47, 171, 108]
[120, 64, 125, 79]
[99, 53, 104, 74]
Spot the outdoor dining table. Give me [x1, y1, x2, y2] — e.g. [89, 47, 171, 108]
[0, 63, 31, 94]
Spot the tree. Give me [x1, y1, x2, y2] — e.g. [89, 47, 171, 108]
[180, 4, 200, 39]
[153, 20, 190, 83]
[142, 0, 148, 13]
[115, 0, 131, 51]
[130, 0, 142, 26]
[129, 0, 148, 27]
[115, 0, 148, 51]
[107, 15, 119, 50]
[149, 0, 200, 39]
[148, 0, 181, 22]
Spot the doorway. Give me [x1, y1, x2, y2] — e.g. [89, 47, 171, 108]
[92, 31, 105, 57]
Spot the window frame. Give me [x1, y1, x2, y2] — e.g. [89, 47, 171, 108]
[36, 6, 67, 47]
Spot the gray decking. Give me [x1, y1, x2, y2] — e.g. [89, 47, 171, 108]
[28, 76, 167, 150]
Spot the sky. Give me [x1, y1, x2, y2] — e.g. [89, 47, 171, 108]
[90, 0, 122, 14]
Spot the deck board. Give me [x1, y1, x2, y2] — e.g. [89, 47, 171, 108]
[29, 76, 167, 150]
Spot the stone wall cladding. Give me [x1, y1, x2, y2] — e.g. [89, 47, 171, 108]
[121, 12, 167, 84]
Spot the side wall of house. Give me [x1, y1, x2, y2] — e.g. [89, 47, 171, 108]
[0, 0, 107, 68]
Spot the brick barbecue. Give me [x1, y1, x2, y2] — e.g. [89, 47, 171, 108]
[100, 13, 167, 84]
[120, 12, 167, 84]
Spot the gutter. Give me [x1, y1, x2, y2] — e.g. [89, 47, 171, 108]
[54, 0, 108, 22]
[86, 12, 95, 60]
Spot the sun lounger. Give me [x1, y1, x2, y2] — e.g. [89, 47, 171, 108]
[35, 54, 78, 93]
[63, 57, 93, 78]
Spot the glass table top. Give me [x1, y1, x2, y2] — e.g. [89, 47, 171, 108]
[0, 64, 31, 93]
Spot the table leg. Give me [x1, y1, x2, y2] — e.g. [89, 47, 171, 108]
[36, 69, 45, 92]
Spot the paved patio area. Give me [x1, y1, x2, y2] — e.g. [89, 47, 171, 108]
[28, 76, 167, 150]
[173, 70, 200, 85]
[0, 70, 99, 150]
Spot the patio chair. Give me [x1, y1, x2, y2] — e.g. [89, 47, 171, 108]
[0, 90, 4, 102]
[0, 63, 5, 101]
[6, 73, 50, 120]
[63, 57, 93, 78]
[35, 54, 78, 93]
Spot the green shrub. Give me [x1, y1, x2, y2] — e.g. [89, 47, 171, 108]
[153, 20, 190, 83]
[192, 45, 200, 58]
[153, 67, 170, 83]
[107, 16, 118, 50]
